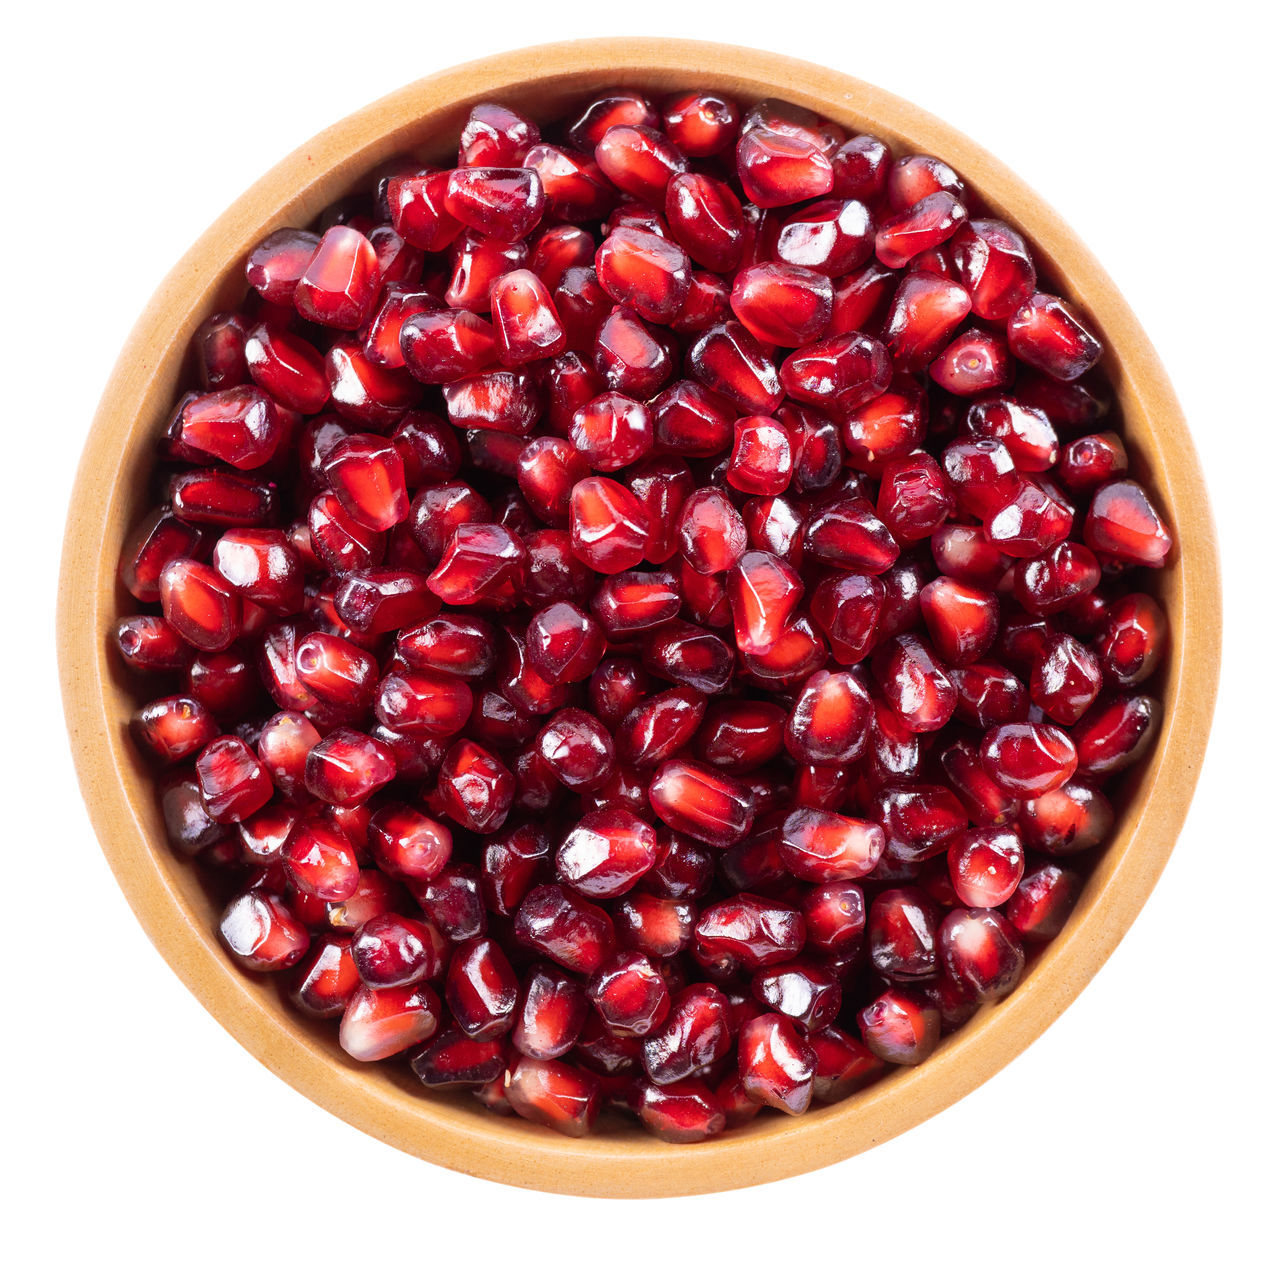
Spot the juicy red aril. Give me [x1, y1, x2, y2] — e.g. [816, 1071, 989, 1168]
[125, 86, 1172, 1142]
[295, 226, 381, 330]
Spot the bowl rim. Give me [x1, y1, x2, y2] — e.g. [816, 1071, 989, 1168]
[58, 36, 1221, 1198]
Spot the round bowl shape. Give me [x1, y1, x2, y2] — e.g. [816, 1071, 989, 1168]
[57, 38, 1220, 1197]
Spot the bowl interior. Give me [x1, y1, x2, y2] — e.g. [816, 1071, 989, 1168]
[61, 38, 1219, 1197]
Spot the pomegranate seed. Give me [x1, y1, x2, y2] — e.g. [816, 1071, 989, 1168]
[636, 1079, 727, 1142]
[412, 863, 486, 941]
[1084, 479, 1173, 566]
[876, 191, 968, 269]
[874, 634, 958, 732]
[948, 828, 1025, 907]
[178, 387, 280, 470]
[1097, 593, 1168, 687]
[444, 936, 519, 1038]
[505, 1057, 600, 1137]
[512, 965, 589, 1060]
[781, 332, 891, 414]
[784, 669, 872, 764]
[132, 696, 219, 766]
[219, 890, 309, 971]
[882, 272, 972, 370]
[930, 328, 1013, 396]
[591, 570, 680, 636]
[648, 759, 754, 848]
[728, 550, 803, 655]
[877, 452, 955, 542]
[536, 708, 614, 790]
[980, 721, 1078, 796]
[304, 728, 396, 807]
[804, 495, 899, 574]
[939, 908, 1025, 1001]
[858, 988, 941, 1065]
[294, 226, 381, 330]
[339, 981, 440, 1062]
[618, 686, 707, 768]
[1072, 694, 1161, 776]
[1059, 431, 1129, 493]
[642, 984, 731, 1084]
[781, 808, 884, 882]
[985, 478, 1074, 558]
[245, 228, 321, 305]
[444, 167, 544, 242]
[569, 475, 651, 574]
[589, 951, 671, 1036]
[801, 881, 866, 956]
[195, 734, 273, 822]
[920, 576, 1000, 665]
[398, 614, 495, 680]
[515, 883, 616, 974]
[1007, 292, 1102, 381]
[411, 1028, 506, 1088]
[491, 268, 566, 365]
[738, 1013, 815, 1114]
[687, 320, 782, 414]
[290, 934, 360, 1017]
[663, 91, 739, 156]
[459, 102, 539, 167]
[1008, 863, 1081, 941]
[940, 738, 1019, 825]
[737, 127, 834, 208]
[967, 397, 1059, 471]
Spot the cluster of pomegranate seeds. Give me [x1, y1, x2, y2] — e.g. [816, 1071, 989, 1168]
[118, 88, 1173, 1143]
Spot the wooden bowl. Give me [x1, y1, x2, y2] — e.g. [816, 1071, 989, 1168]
[57, 37, 1221, 1197]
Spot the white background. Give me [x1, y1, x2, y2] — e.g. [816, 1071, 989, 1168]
[6, 1, 1275, 1261]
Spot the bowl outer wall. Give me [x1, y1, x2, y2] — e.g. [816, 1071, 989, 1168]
[57, 37, 1221, 1197]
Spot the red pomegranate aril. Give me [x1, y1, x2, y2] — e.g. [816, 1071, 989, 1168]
[191, 733, 273, 823]
[808, 572, 885, 665]
[536, 708, 615, 790]
[919, 577, 1000, 667]
[726, 551, 802, 656]
[1097, 592, 1168, 687]
[367, 803, 452, 883]
[1059, 430, 1129, 493]
[687, 320, 783, 414]
[1008, 292, 1102, 381]
[692, 701, 786, 776]
[737, 1013, 815, 1115]
[443, 367, 541, 436]
[189, 649, 261, 722]
[515, 883, 616, 975]
[951, 661, 1031, 728]
[781, 332, 891, 414]
[282, 808, 361, 901]
[290, 933, 360, 1017]
[505, 1057, 600, 1138]
[594, 123, 686, 206]
[737, 127, 834, 208]
[120, 507, 208, 605]
[874, 634, 958, 733]
[244, 322, 330, 414]
[1084, 479, 1173, 567]
[882, 272, 972, 370]
[651, 380, 735, 456]
[980, 721, 1078, 796]
[617, 687, 707, 769]
[648, 759, 754, 848]
[887, 152, 965, 211]
[751, 961, 841, 1033]
[445, 936, 519, 1038]
[339, 981, 440, 1062]
[178, 386, 280, 471]
[950, 219, 1036, 321]
[528, 224, 595, 291]
[444, 166, 544, 243]
[114, 615, 193, 675]
[569, 475, 651, 574]
[785, 669, 873, 765]
[592, 570, 681, 635]
[427, 522, 525, 606]
[694, 894, 804, 972]
[663, 91, 739, 156]
[412, 863, 486, 941]
[1031, 633, 1103, 724]
[434, 738, 514, 832]
[780, 808, 884, 882]
[372, 667, 473, 739]
[293, 630, 377, 714]
[724, 416, 793, 497]
[939, 738, 1019, 827]
[569, 390, 652, 472]
[523, 601, 604, 685]
[400, 308, 498, 384]
[676, 487, 747, 577]
[966, 397, 1060, 471]
[398, 614, 495, 681]
[481, 821, 550, 916]
[513, 965, 589, 1060]
[131, 695, 219, 766]
[985, 478, 1074, 558]
[868, 887, 940, 981]
[930, 328, 1013, 396]
[938, 907, 1025, 1001]
[663, 172, 745, 275]
[811, 1025, 884, 1103]
[589, 951, 671, 1036]
[1008, 863, 1082, 941]
[642, 983, 732, 1084]
[294, 226, 381, 330]
[304, 728, 397, 807]
[410, 1028, 505, 1089]
[220, 889, 310, 971]
[490, 268, 566, 366]
[385, 170, 463, 252]
[858, 988, 941, 1065]
[460, 102, 539, 167]
[804, 495, 899, 574]
[568, 91, 659, 149]
[596, 227, 692, 324]
[516, 436, 590, 525]
[875, 191, 968, 269]
[728, 262, 830, 347]
[801, 880, 866, 956]
[617, 893, 697, 960]
[246, 227, 321, 305]
[877, 452, 955, 542]
[1072, 694, 1161, 776]
[948, 827, 1025, 908]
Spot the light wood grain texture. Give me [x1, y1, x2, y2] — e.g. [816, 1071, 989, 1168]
[57, 38, 1220, 1198]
